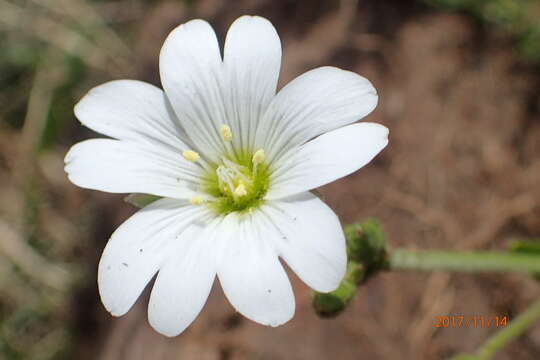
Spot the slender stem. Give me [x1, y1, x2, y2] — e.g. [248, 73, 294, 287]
[476, 299, 540, 359]
[389, 249, 540, 273]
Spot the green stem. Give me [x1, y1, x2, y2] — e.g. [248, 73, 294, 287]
[451, 299, 540, 360]
[476, 298, 540, 359]
[389, 249, 540, 273]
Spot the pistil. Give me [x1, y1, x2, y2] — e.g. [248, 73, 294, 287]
[189, 126, 270, 214]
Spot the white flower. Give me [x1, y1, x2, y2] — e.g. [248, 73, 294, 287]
[65, 15, 388, 337]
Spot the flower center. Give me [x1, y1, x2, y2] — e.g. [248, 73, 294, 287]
[204, 151, 270, 215]
[183, 125, 270, 215]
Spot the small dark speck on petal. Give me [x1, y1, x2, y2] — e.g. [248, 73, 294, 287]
[267, 289, 272, 293]
[122, 262, 129, 267]
[139, 248, 143, 253]
[282, 236, 287, 240]
[107, 266, 111, 270]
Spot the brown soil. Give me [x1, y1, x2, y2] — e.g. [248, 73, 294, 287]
[74, 1, 540, 359]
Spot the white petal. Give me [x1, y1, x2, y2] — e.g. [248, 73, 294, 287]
[223, 16, 281, 152]
[217, 213, 295, 327]
[98, 198, 208, 316]
[159, 19, 227, 162]
[268, 123, 388, 199]
[259, 193, 347, 292]
[75, 80, 189, 152]
[65, 139, 202, 199]
[256, 66, 378, 163]
[148, 222, 217, 337]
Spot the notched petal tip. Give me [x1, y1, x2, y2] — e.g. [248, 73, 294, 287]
[105, 305, 127, 318]
[314, 265, 347, 294]
[63, 147, 75, 165]
[237, 303, 295, 328]
[97, 263, 131, 318]
[147, 309, 189, 338]
[318, 65, 379, 113]
[169, 18, 213, 34]
[72, 80, 122, 124]
[160, 18, 215, 54]
[366, 122, 390, 145]
[231, 14, 275, 28]
[224, 14, 281, 62]
[263, 318, 292, 328]
[98, 291, 130, 318]
[72, 99, 85, 124]
[150, 325, 183, 338]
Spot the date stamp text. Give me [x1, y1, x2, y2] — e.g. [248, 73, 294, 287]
[435, 316, 508, 328]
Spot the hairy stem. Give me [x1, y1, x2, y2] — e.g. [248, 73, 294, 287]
[452, 299, 540, 360]
[389, 249, 540, 273]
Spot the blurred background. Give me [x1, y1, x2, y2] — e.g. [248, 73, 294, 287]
[1, 0, 540, 359]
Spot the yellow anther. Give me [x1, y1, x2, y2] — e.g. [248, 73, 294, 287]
[252, 149, 266, 164]
[220, 124, 233, 142]
[190, 195, 205, 206]
[182, 150, 200, 162]
[233, 183, 248, 197]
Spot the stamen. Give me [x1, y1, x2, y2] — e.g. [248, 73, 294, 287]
[220, 124, 233, 142]
[252, 149, 265, 175]
[190, 195, 205, 205]
[204, 148, 271, 214]
[252, 149, 265, 164]
[182, 150, 200, 162]
[233, 183, 248, 197]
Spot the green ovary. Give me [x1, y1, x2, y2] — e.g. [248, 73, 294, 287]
[202, 151, 271, 215]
